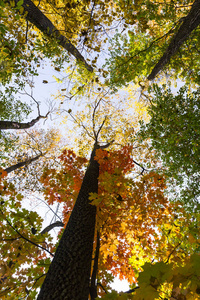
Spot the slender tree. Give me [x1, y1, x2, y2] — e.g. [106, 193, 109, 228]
[148, 0, 200, 80]
[4, 0, 93, 72]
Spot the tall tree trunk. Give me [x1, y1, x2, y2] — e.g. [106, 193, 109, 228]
[5, 0, 93, 72]
[148, 0, 200, 80]
[37, 143, 99, 300]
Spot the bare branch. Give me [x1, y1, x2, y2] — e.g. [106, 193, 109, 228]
[0, 90, 51, 131]
[25, 20, 29, 43]
[165, 242, 182, 263]
[68, 111, 95, 140]
[92, 98, 102, 141]
[132, 158, 148, 173]
[33, 196, 63, 222]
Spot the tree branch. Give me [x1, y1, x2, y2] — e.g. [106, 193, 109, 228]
[40, 221, 64, 235]
[97, 282, 107, 294]
[148, 0, 200, 80]
[68, 110, 95, 140]
[96, 116, 107, 141]
[124, 286, 140, 293]
[91, 90, 109, 141]
[165, 242, 181, 263]
[99, 139, 115, 149]
[33, 196, 63, 222]
[132, 159, 148, 174]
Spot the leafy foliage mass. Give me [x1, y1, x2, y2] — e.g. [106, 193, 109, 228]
[139, 85, 200, 207]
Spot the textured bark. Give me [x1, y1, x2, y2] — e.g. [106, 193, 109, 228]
[5, 0, 93, 72]
[40, 221, 64, 235]
[0, 115, 44, 130]
[37, 143, 99, 300]
[2, 154, 41, 174]
[148, 0, 200, 80]
[90, 230, 100, 300]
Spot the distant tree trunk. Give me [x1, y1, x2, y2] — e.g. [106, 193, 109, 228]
[0, 115, 45, 130]
[148, 0, 200, 80]
[37, 143, 99, 300]
[5, 0, 93, 72]
[2, 154, 42, 174]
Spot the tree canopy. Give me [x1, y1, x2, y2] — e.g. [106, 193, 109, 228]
[0, 0, 200, 299]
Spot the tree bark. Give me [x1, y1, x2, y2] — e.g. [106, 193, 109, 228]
[5, 0, 93, 72]
[148, 0, 200, 80]
[90, 230, 100, 300]
[37, 143, 99, 300]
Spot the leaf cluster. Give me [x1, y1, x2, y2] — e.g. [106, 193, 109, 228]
[138, 85, 200, 206]
[0, 175, 53, 299]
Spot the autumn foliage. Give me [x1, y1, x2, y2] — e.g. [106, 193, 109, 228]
[41, 149, 88, 225]
[41, 146, 176, 290]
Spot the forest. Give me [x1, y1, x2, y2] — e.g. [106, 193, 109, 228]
[0, 0, 200, 299]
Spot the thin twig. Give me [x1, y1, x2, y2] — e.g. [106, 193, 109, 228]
[165, 242, 181, 263]
[97, 282, 107, 294]
[25, 20, 29, 43]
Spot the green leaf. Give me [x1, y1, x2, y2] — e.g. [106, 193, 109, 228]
[16, 0, 23, 7]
